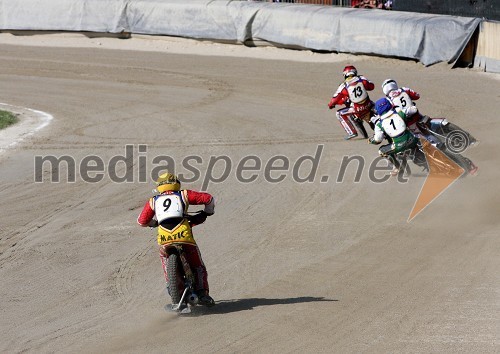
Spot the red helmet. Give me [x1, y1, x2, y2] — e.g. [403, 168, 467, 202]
[343, 65, 357, 79]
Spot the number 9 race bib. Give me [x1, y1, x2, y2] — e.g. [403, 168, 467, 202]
[154, 194, 184, 223]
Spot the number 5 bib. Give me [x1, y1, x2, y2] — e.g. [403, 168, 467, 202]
[390, 91, 412, 110]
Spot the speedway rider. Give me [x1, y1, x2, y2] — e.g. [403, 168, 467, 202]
[381, 79, 435, 140]
[369, 97, 418, 176]
[137, 172, 216, 307]
[328, 65, 375, 140]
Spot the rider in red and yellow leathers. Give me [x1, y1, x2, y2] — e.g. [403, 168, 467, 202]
[137, 172, 216, 307]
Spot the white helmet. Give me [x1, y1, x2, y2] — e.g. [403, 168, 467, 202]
[382, 79, 398, 96]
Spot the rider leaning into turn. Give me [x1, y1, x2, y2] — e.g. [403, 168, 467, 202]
[328, 65, 375, 140]
[137, 172, 216, 307]
[381, 78, 437, 142]
[369, 97, 418, 176]
[381, 79, 421, 123]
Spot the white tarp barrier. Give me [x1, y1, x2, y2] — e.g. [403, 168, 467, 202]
[0, 0, 128, 32]
[0, 0, 482, 67]
[247, 5, 481, 66]
[127, 0, 262, 42]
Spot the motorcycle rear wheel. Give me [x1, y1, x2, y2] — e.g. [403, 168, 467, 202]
[443, 148, 474, 175]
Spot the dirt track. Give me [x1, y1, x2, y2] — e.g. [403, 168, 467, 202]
[0, 36, 499, 353]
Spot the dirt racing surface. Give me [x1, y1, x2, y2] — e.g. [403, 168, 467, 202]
[0, 34, 499, 353]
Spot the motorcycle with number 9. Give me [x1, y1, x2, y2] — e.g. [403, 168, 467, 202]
[153, 211, 211, 314]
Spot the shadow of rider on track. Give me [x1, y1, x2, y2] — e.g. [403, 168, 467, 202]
[191, 296, 338, 315]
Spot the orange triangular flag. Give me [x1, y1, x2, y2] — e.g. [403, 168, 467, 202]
[408, 138, 465, 221]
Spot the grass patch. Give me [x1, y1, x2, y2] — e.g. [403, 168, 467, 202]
[0, 110, 18, 130]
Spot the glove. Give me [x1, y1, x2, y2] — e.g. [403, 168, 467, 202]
[328, 97, 336, 109]
[405, 105, 418, 116]
[204, 198, 215, 216]
[370, 114, 380, 125]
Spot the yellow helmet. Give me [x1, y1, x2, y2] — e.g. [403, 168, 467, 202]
[156, 172, 181, 193]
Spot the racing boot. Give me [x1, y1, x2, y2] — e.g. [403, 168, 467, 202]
[337, 111, 358, 140]
[344, 133, 358, 140]
[197, 290, 215, 307]
[387, 154, 401, 177]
